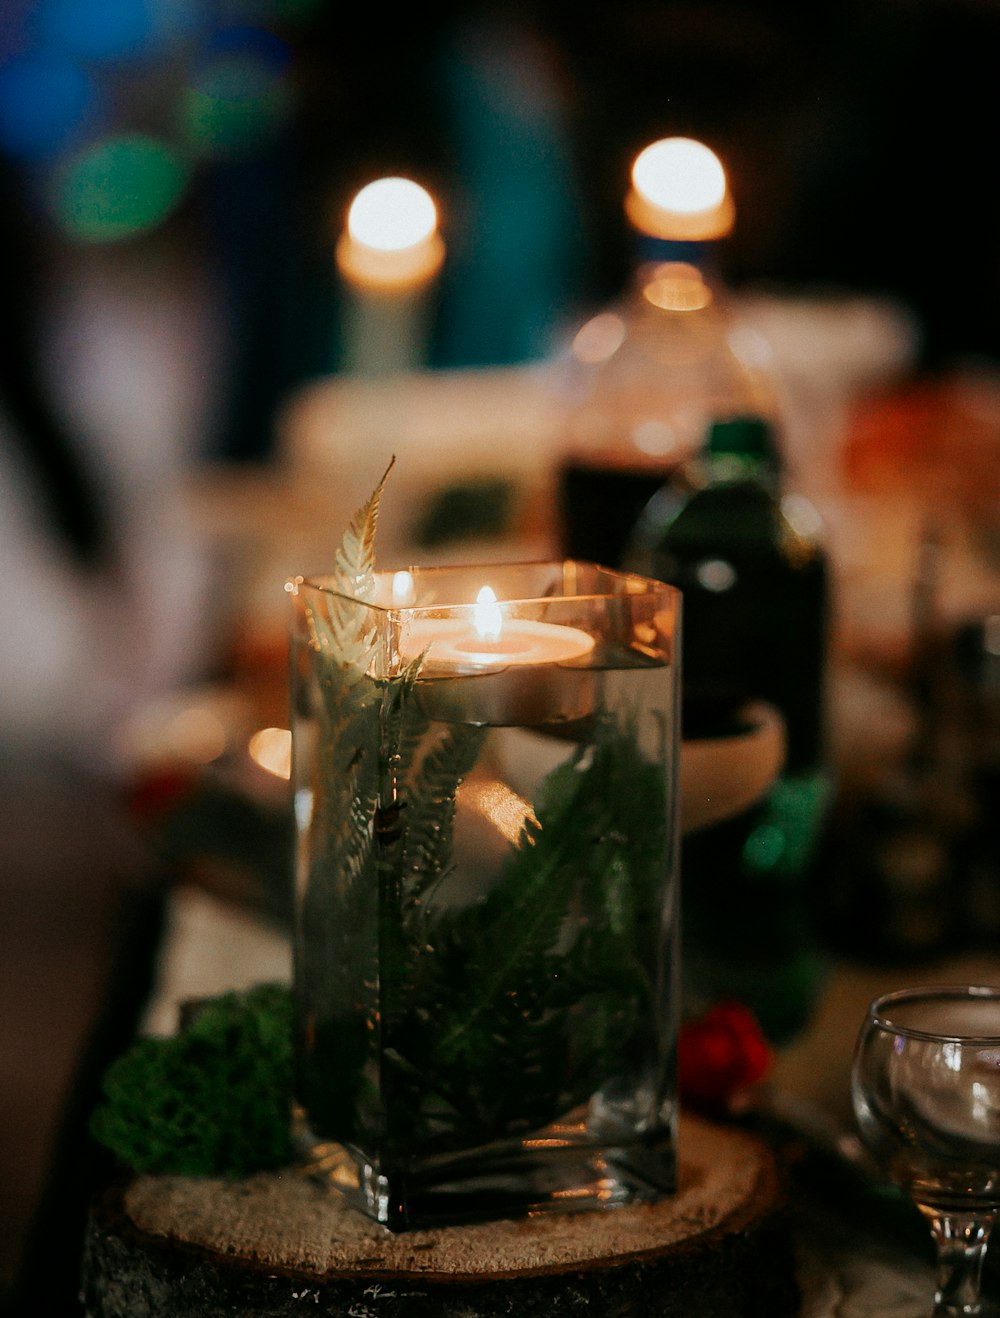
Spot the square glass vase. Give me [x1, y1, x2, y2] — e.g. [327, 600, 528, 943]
[288, 560, 681, 1230]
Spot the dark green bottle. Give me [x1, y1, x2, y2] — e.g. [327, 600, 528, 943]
[627, 415, 831, 1044]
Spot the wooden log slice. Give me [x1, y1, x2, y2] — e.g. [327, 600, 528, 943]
[81, 1114, 800, 1317]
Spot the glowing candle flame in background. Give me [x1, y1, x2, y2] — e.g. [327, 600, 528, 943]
[348, 177, 438, 253]
[625, 135, 734, 242]
[337, 175, 445, 293]
[632, 138, 726, 216]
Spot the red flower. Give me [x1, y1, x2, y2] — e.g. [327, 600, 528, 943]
[677, 1001, 773, 1112]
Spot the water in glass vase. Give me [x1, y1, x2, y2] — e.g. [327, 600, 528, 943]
[289, 565, 680, 1230]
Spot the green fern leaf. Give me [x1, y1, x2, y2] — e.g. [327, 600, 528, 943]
[401, 724, 486, 903]
[333, 457, 395, 601]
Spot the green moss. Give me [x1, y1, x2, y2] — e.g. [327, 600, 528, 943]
[90, 983, 294, 1177]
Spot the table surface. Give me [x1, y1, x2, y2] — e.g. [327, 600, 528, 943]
[141, 883, 1000, 1318]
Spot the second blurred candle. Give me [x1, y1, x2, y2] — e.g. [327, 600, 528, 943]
[335, 175, 445, 377]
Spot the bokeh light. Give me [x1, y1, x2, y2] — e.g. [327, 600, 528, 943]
[347, 177, 438, 253]
[642, 261, 713, 312]
[631, 137, 727, 215]
[180, 27, 293, 158]
[248, 727, 292, 780]
[392, 570, 415, 604]
[626, 136, 734, 241]
[51, 132, 189, 241]
[0, 52, 100, 158]
[571, 311, 627, 364]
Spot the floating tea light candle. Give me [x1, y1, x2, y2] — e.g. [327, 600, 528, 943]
[401, 585, 595, 675]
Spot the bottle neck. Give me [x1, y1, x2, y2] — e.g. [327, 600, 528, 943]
[699, 449, 781, 490]
[699, 415, 783, 491]
[632, 233, 725, 283]
[631, 259, 719, 317]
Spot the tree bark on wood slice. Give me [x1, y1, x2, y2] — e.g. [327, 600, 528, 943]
[81, 1114, 800, 1317]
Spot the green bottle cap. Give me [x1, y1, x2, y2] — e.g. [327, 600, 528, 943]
[706, 415, 775, 459]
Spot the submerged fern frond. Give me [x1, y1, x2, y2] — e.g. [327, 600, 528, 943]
[401, 724, 486, 902]
[377, 654, 430, 784]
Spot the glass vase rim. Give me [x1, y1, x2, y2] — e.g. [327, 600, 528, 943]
[866, 984, 1000, 1045]
[287, 558, 680, 613]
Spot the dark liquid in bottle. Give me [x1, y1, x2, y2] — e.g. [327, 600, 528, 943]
[637, 476, 832, 1043]
[556, 454, 680, 569]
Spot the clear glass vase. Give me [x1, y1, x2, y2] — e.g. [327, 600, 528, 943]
[287, 560, 681, 1229]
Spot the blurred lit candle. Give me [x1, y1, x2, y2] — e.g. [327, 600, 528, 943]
[402, 586, 594, 676]
[335, 176, 445, 377]
[625, 136, 733, 242]
[248, 726, 292, 780]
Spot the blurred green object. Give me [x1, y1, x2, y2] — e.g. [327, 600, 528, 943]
[430, 14, 584, 368]
[52, 132, 189, 242]
[413, 477, 516, 548]
[90, 983, 293, 1177]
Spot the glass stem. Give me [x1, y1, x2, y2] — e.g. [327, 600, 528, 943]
[917, 1204, 997, 1317]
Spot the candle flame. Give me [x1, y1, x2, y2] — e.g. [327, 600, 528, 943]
[337, 177, 445, 290]
[631, 137, 726, 214]
[474, 585, 503, 642]
[392, 570, 415, 604]
[347, 176, 437, 252]
[625, 136, 733, 241]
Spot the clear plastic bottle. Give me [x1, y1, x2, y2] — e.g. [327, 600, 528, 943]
[556, 137, 778, 569]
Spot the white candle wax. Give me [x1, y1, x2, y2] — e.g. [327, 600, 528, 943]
[402, 617, 595, 674]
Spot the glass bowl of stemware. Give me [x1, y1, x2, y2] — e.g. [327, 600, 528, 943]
[852, 985, 1000, 1318]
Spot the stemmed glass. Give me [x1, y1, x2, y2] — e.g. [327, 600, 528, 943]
[852, 985, 1000, 1317]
